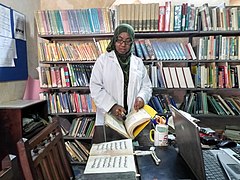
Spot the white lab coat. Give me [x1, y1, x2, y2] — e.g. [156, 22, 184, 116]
[90, 50, 152, 125]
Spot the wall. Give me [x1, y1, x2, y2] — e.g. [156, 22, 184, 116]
[0, 0, 235, 103]
[0, 0, 40, 103]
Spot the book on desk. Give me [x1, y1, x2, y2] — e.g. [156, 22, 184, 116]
[83, 139, 137, 180]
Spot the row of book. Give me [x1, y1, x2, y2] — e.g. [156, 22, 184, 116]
[38, 38, 197, 62]
[158, 2, 197, 32]
[117, 3, 160, 32]
[191, 63, 240, 89]
[39, 92, 96, 114]
[148, 94, 177, 114]
[199, 3, 240, 31]
[67, 117, 95, 138]
[135, 39, 196, 61]
[148, 63, 195, 88]
[38, 39, 110, 62]
[35, 8, 114, 35]
[197, 36, 240, 60]
[180, 92, 240, 115]
[35, 2, 240, 35]
[65, 140, 90, 163]
[38, 64, 93, 88]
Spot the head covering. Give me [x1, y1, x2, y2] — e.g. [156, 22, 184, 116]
[106, 23, 135, 53]
[106, 24, 135, 111]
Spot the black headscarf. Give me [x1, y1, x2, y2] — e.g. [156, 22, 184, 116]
[106, 24, 135, 111]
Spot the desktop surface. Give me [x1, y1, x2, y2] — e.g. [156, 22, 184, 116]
[136, 146, 196, 180]
[93, 125, 196, 180]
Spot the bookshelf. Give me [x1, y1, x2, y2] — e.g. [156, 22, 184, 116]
[36, 3, 240, 163]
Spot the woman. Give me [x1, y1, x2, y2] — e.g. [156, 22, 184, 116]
[90, 24, 152, 142]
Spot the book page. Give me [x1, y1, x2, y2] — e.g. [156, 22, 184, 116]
[85, 139, 136, 175]
[90, 139, 133, 156]
[124, 108, 151, 139]
[105, 113, 130, 138]
[84, 154, 136, 174]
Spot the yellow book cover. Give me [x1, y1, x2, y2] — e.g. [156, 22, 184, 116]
[104, 104, 157, 139]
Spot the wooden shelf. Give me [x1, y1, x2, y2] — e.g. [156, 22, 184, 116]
[0, 100, 48, 161]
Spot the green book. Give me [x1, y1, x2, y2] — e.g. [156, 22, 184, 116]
[207, 95, 221, 115]
[54, 10, 64, 35]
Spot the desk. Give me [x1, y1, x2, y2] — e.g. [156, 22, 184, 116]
[93, 125, 196, 180]
[136, 146, 196, 180]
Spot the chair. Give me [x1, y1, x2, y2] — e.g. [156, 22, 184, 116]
[17, 120, 74, 180]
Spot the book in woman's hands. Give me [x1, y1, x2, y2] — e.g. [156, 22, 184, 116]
[104, 105, 157, 139]
[83, 139, 136, 179]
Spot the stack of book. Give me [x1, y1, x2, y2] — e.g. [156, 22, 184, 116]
[134, 39, 196, 61]
[224, 125, 240, 143]
[39, 92, 96, 114]
[148, 63, 195, 89]
[180, 92, 240, 115]
[35, 8, 114, 35]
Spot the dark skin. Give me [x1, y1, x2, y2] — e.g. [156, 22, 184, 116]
[109, 32, 144, 120]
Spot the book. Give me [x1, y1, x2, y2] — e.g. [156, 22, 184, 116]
[169, 67, 180, 88]
[104, 105, 156, 139]
[84, 139, 136, 179]
[182, 67, 195, 88]
[163, 67, 173, 88]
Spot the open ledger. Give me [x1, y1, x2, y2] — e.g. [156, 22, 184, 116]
[83, 139, 137, 180]
[104, 105, 157, 139]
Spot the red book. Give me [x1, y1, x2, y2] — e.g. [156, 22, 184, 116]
[55, 67, 62, 87]
[63, 65, 71, 87]
[158, 6, 166, 31]
[164, 1, 171, 31]
[80, 94, 88, 112]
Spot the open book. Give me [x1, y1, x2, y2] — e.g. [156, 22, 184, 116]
[83, 139, 136, 179]
[104, 105, 157, 139]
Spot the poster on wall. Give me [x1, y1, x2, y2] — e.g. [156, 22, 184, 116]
[13, 10, 26, 41]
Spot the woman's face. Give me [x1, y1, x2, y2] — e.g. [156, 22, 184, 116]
[115, 32, 132, 54]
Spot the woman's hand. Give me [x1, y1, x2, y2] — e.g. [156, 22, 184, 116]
[109, 104, 126, 120]
[134, 97, 144, 111]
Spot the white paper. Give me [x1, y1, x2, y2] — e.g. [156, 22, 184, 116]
[0, 4, 12, 38]
[0, 36, 16, 67]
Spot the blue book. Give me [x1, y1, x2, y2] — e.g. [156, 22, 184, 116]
[67, 10, 78, 34]
[139, 39, 150, 60]
[87, 8, 95, 33]
[151, 40, 161, 60]
[134, 40, 144, 59]
[82, 9, 92, 33]
[150, 96, 164, 113]
[91, 8, 101, 33]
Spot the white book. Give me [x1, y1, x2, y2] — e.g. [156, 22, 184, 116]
[175, 67, 187, 88]
[163, 67, 173, 88]
[187, 43, 197, 60]
[151, 65, 158, 87]
[182, 67, 195, 88]
[169, 67, 179, 88]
